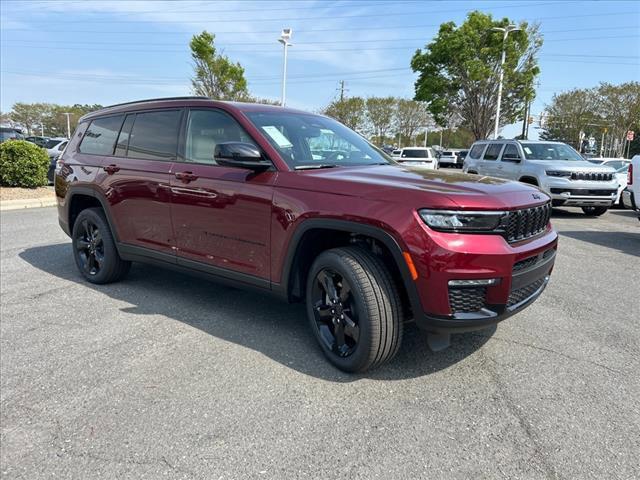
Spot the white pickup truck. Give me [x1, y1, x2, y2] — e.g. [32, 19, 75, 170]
[621, 154, 640, 220]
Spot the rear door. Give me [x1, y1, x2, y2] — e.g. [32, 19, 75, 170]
[169, 108, 275, 282]
[99, 109, 182, 256]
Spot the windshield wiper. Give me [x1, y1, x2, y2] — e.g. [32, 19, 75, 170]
[294, 164, 339, 170]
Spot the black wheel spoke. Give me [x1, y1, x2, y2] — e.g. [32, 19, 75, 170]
[93, 230, 103, 246]
[339, 281, 351, 303]
[81, 219, 91, 239]
[315, 301, 333, 320]
[76, 240, 90, 250]
[333, 322, 347, 356]
[317, 270, 338, 300]
[342, 313, 359, 343]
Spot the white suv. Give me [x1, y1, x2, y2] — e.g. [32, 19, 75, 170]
[391, 147, 438, 170]
[463, 140, 618, 216]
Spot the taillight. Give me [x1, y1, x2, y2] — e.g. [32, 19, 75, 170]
[628, 164, 633, 185]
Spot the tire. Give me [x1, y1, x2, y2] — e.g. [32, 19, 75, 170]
[305, 246, 403, 373]
[72, 207, 131, 284]
[581, 206, 608, 216]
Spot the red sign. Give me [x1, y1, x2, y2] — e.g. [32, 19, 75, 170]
[627, 130, 635, 141]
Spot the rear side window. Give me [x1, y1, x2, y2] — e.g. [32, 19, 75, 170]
[468, 144, 485, 159]
[127, 110, 181, 160]
[114, 115, 135, 157]
[483, 143, 503, 161]
[79, 115, 124, 155]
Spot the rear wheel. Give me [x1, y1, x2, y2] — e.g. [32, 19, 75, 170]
[581, 206, 608, 216]
[72, 208, 131, 284]
[306, 246, 402, 373]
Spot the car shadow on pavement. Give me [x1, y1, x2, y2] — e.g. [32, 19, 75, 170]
[19, 243, 494, 382]
[559, 230, 639, 257]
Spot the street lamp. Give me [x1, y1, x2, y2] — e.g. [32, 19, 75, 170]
[491, 24, 520, 139]
[278, 28, 292, 107]
[62, 112, 72, 139]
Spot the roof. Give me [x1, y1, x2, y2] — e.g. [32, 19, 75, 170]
[79, 96, 311, 122]
[474, 139, 565, 144]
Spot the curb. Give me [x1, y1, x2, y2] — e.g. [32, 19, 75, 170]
[0, 197, 57, 211]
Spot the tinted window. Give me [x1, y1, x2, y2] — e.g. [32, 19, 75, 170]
[79, 116, 124, 155]
[184, 109, 255, 165]
[127, 110, 181, 160]
[502, 144, 520, 159]
[469, 144, 485, 159]
[58, 141, 68, 150]
[483, 143, 503, 161]
[521, 143, 583, 161]
[114, 115, 135, 157]
[402, 149, 429, 158]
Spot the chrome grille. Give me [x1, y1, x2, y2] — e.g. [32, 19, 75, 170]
[448, 287, 487, 313]
[504, 203, 551, 243]
[570, 172, 613, 181]
[507, 277, 546, 307]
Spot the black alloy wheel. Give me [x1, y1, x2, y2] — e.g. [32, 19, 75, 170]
[311, 268, 360, 358]
[75, 218, 104, 277]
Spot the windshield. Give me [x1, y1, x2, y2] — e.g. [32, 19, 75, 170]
[244, 111, 390, 169]
[521, 143, 584, 161]
[402, 149, 429, 158]
[1, 130, 22, 141]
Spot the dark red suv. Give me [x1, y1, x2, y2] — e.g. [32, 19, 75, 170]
[55, 97, 557, 372]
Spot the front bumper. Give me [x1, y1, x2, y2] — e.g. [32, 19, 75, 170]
[408, 220, 558, 334]
[542, 178, 617, 207]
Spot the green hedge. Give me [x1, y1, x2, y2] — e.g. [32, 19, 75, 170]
[0, 140, 50, 188]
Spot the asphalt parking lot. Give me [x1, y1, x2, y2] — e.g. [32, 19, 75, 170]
[1, 205, 639, 479]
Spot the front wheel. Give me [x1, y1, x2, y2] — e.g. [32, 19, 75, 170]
[581, 206, 608, 216]
[306, 246, 403, 373]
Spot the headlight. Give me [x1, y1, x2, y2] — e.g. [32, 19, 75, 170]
[545, 170, 571, 177]
[418, 209, 506, 232]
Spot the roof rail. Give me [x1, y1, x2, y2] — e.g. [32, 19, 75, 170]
[102, 96, 210, 109]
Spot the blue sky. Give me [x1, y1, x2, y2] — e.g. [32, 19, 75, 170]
[1, 0, 639, 138]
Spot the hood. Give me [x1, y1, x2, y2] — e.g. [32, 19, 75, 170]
[284, 165, 549, 210]
[526, 159, 617, 172]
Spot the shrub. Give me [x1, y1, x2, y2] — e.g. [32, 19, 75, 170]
[0, 140, 50, 188]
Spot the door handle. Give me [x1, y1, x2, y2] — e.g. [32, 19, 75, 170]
[175, 171, 198, 183]
[103, 164, 120, 174]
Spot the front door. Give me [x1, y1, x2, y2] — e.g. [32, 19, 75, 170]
[169, 108, 275, 282]
[479, 143, 504, 177]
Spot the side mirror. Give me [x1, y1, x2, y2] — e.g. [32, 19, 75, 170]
[214, 142, 271, 171]
[502, 154, 521, 162]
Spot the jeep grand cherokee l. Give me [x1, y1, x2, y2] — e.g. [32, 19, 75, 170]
[464, 140, 618, 216]
[55, 97, 558, 372]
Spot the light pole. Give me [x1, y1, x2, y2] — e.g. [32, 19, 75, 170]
[63, 112, 72, 138]
[492, 24, 520, 139]
[278, 28, 292, 107]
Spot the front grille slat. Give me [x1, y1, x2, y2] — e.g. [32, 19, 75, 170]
[504, 202, 551, 243]
[570, 172, 613, 181]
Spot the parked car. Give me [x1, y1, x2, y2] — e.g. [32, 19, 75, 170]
[456, 150, 469, 163]
[391, 147, 438, 169]
[621, 155, 640, 220]
[613, 164, 630, 207]
[587, 158, 630, 169]
[464, 140, 618, 216]
[0, 127, 24, 143]
[438, 149, 464, 168]
[56, 98, 558, 372]
[44, 137, 69, 158]
[25, 136, 50, 148]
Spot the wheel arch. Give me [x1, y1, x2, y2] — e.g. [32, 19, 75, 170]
[66, 186, 120, 243]
[277, 219, 423, 319]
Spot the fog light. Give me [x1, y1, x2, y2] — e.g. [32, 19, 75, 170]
[448, 278, 499, 287]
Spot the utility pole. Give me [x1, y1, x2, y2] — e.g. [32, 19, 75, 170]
[278, 28, 292, 107]
[491, 25, 520, 139]
[339, 80, 346, 102]
[424, 126, 429, 148]
[520, 98, 529, 139]
[63, 112, 72, 138]
[40, 121, 44, 137]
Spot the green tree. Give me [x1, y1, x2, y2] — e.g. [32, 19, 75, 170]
[190, 31, 250, 101]
[322, 97, 367, 131]
[9, 103, 51, 135]
[539, 88, 601, 148]
[366, 97, 397, 145]
[411, 11, 542, 140]
[597, 82, 640, 157]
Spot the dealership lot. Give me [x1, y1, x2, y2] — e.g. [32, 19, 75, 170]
[1, 206, 638, 479]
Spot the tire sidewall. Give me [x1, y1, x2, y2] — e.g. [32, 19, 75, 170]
[306, 251, 374, 372]
[72, 209, 116, 284]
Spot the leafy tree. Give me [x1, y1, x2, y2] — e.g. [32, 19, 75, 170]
[539, 88, 600, 148]
[9, 103, 50, 135]
[411, 11, 542, 140]
[322, 97, 367, 131]
[190, 31, 249, 101]
[597, 82, 640, 157]
[366, 97, 397, 145]
[394, 99, 431, 145]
